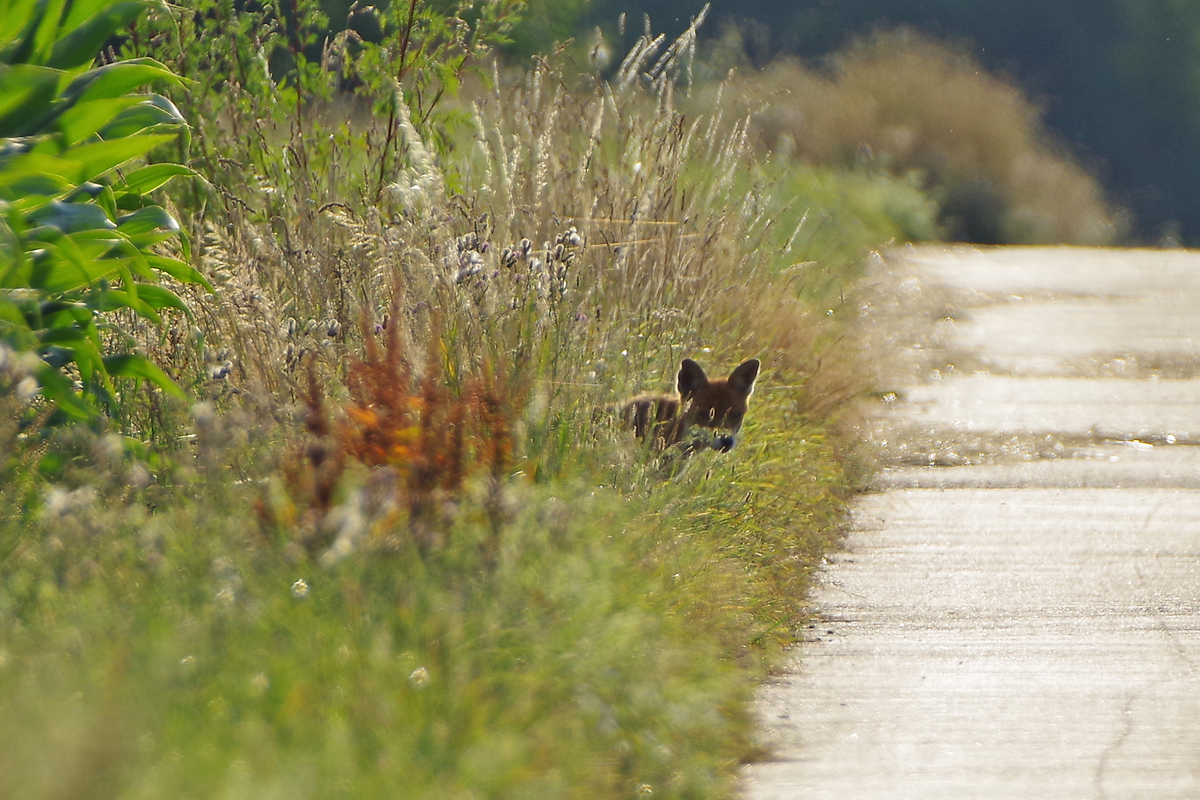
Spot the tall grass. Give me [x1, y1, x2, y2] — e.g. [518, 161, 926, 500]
[0, 14, 927, 799]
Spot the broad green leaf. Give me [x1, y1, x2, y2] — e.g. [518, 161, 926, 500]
[97, 95, 185, 139]
[56, 96, 143, 144]
[0, 295, 33, 337]
[122, 227, 177, 250]
[65, 58, 185, 104]
[66, 180, 104, 200]
[34, 363, 94, 421]
[4, 0, 67, 65]
[103, 352, 187, 399]
[27, 199, 114, 232]
[25, 257, 100, 292]
[94, 180, 117, 219]
[1, 256, 33, 290]
[41, 342, 75, 368]
[77, 337, 108, 387]
[116, 204, 178, 236]
[118, 162, 195, 193]
[0, 170, 73, 203]
[26, 239, 120, 291]
[65, 131, 176, 179]
[0, 150, 88, 190]
[0, 64, 61, 135]
[36, 299, 92, 323]
[95, 286, 161, 323]
[147, 254, 214, 291]
[42, 325, 107, 387]
[41, 324, 94, 346]
[130, 283, 190, 313]
[96, 284, 186, 316]
[0, 0, 43, 49]
[60, 0, 133, 34]
[113, 256, 138, 302]
[2, 0, 195, 426]
[47, 1, 146, 70]
[110, 235, 156, 280]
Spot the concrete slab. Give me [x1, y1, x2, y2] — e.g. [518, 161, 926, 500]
[742, 246, 1200, 799]
[889, 375, 1200, 439]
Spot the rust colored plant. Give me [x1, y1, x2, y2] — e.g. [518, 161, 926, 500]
[270, 301, 518, 558]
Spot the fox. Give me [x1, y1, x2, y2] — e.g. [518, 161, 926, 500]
[621, 358, 761, 453]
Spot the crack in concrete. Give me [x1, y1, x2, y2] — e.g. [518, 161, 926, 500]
[1093, 502, 1161, 800]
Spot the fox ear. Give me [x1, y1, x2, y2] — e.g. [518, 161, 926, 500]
[677, 359, 709, 398]
[728, 359, 760, 394]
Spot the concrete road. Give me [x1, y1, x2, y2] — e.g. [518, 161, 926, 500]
[741, 246, 1200, 799]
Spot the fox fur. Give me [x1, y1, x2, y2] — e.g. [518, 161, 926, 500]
[621, 358, 760, 453]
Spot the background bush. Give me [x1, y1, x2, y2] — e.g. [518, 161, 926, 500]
[591, 0, 1200, 244]
[718, 30, 1119, 246]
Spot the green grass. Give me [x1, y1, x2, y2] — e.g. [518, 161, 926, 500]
[0, 16, 924, 799]
[0, 400, 849, 799]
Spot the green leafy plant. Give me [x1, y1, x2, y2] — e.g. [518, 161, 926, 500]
[0, 0, 211, 424]
[126, 0, 525, 215]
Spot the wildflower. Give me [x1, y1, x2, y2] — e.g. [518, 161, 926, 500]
[589, 28, 611, 70]
[192, 402, 217, 429]
[97, 433, 124, 463]
[409, 666, 431, 689]
[456, 251, 485, 284]
[16, 375, 38, 400]
[291, 578, 310, 598]
[127, 462, 151, 489]
[43, 485, 96, 518]
[215, 585, 235, 606]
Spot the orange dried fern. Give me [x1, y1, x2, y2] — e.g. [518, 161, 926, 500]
[263, 306, 524, 559]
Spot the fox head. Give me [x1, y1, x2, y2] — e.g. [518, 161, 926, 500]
[677, 358, 760, 452]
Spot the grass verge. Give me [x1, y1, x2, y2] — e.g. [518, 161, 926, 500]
[0, 20, 932, 798]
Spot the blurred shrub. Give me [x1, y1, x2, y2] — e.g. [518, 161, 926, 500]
[737, 29, 1122, 245]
